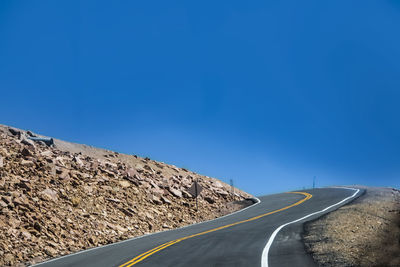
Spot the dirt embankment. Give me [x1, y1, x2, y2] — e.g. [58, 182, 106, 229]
[0, 124, 252, 266]
[303, 186, 400, 267]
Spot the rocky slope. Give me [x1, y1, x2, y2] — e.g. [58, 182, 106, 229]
[303, 186, 400, 267]
[0, 124, 252, 266]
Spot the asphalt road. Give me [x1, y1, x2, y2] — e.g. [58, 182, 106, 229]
[33, 187, 362, 267]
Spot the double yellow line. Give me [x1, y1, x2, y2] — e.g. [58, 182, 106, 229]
[119, 192, 312, 267]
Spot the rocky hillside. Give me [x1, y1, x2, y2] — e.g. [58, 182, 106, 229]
[0, 124, 252, 266]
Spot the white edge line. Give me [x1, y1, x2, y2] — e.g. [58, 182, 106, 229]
[32, 197, 261, 266]
[261, 187, 360, 267]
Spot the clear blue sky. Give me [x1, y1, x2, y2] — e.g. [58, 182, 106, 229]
[1, 1, 399, 195]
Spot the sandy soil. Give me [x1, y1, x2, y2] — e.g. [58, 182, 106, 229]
[303, 186, 400, 267]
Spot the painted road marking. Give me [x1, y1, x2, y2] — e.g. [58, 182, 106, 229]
[32, 197, 261, 267]
[261, 187, 360, 267]
[119, 192, 312, 267]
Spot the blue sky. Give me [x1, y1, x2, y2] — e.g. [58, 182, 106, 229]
[1, 1, 399, 195]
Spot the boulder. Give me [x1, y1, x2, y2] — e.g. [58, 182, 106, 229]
[150, 195, 162, 205]
[44, 246, 57, 257]
[162, 224, 172, 229]
[212, 180, 224, 189]
[125, 168, 139, 178]
[73, 156, 84, 167]
[71, 197, 81, 207]
[144, 164, 155, 174]
[101, 168, 116, 178]
[20, 148, 33, 157]
[160, 178, 170, 189]
[3, 253, 15, 266]
[8, 128, 20, 136]
[216, 189, 229, 197]
[40, 150, 53, 157]
[182, 190, 192, 198]
[40, 188, 58, 202]
[169, 188, 182, 198]
[0, 200, 7, 208]
[151, 187, 164, 196]
[21, 159, 34, 167]
[0, 124, 252, 266]
[83, 185, 93, 194]
[161, 196, 171, 204]
[119, 180, 131, 188]
[145, 212, 154, 220]
[13, 195, 29, 207]
[21, 137, 35, 147]
[59, 169, 70, 180]
[106, 198, 121, 203]
[204, 196, 215, 204]
[21, 230, 32, 240]
[135, 164, 145, 172]
[1, 195, 12, 204]
[33, 221, 42, 232]
[123, 176, 140, 186]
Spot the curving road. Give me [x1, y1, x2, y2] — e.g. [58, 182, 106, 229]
[33, 187, 362, 267]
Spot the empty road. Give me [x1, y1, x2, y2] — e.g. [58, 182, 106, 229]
[34, 187, 362, 267]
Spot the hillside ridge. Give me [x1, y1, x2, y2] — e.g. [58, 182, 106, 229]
[0, 124, 252, 266]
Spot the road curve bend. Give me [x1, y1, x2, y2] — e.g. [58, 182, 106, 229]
[33, 187, 362, 267]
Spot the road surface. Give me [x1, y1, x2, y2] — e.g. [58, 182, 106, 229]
[34, 187, 362, 267]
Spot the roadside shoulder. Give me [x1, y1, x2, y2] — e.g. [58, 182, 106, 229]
[303, 186, 400, 267]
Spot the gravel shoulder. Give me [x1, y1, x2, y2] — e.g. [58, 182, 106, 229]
[303, 186, 400, 267]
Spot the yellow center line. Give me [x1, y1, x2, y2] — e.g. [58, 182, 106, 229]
[119, 192, 312, 267]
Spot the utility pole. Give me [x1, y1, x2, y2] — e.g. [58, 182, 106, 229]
[195, 178, 198, 212]
[230, 179, 234, 200]
[313, 176, 316, 189]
